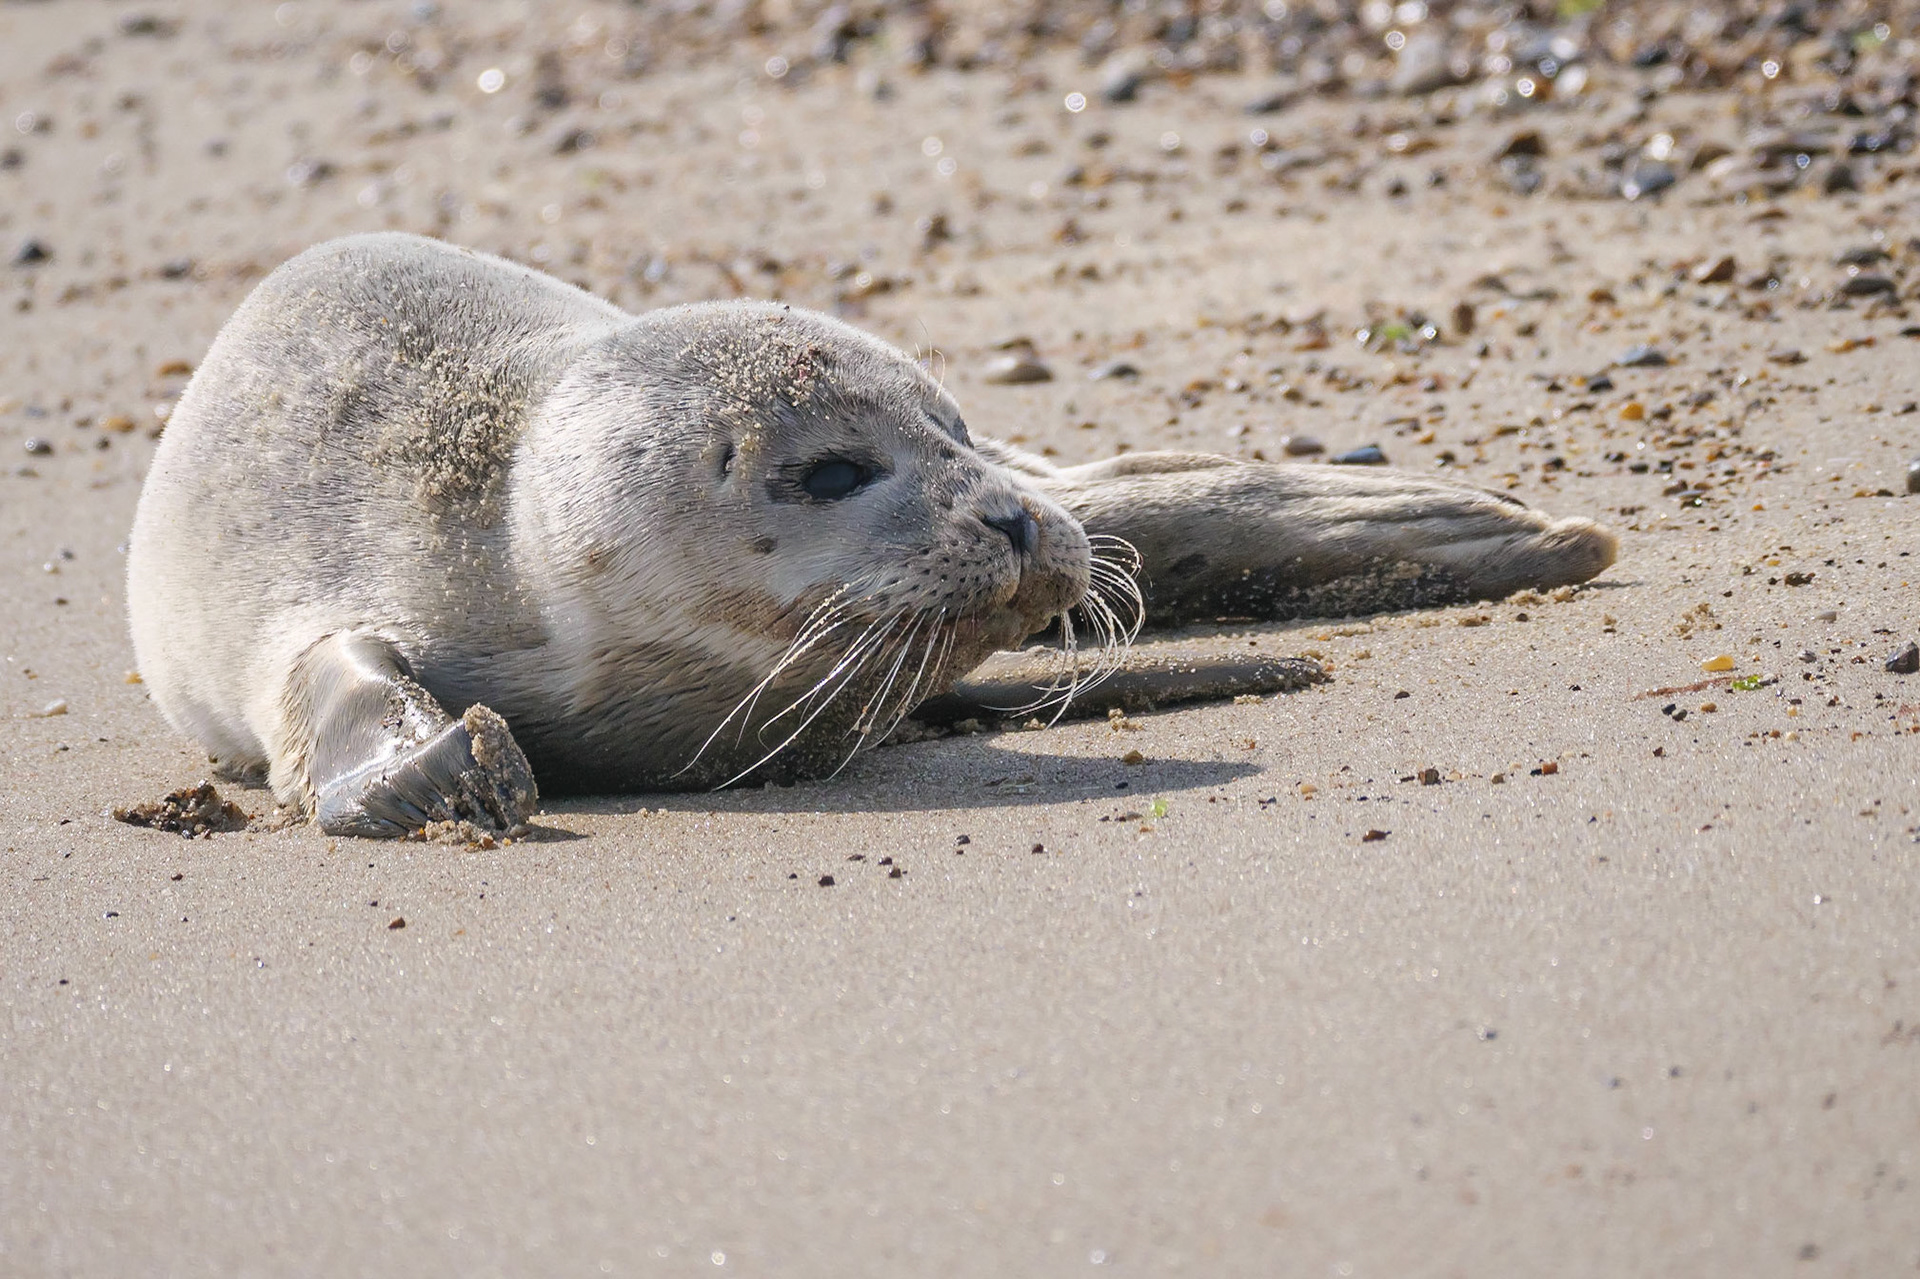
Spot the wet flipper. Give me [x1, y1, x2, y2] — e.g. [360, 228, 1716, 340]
[281, 631, 538, 837]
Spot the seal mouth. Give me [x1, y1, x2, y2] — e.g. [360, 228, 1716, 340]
[974, 533, 1144, 722]
[677, 533, 1144, 787]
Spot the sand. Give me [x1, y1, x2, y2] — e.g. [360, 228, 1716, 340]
[3, 2, 1919, 1274]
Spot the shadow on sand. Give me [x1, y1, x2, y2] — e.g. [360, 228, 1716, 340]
[549, 736, 1263, 819]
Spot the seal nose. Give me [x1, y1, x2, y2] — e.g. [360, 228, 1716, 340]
[982, 509, 1038, 557]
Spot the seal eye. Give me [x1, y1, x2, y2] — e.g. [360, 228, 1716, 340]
[800, 458, 871, 501]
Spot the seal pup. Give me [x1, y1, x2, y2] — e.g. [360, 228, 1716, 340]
[127, 233, 1614, 837]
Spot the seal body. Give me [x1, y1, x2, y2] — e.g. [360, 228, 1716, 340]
[128, 233, 1614, 835]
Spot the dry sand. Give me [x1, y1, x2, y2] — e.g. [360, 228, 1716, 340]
[3, 2, 1919, 1274]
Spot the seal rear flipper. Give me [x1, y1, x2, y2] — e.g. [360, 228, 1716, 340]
[281, 631, 537, 838]
[1027, 449, 1617, 625]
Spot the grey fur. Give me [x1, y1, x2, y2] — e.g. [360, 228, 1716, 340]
[127, 233, 1615, 836]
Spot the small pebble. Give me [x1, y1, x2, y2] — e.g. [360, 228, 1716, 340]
[1887, 642, 1920, 676]
[1840, 274, 1896, 297]
[1328, 444, 1387, 465]
[1813, 610, 1837, 623]
[981, 354, 1052, 385]
[1617, 344, 1669, 368]
[118, 13, 179, 36]
[37, 698, 68, 717]
[1906, 458, 1920, 495]
[1243, 84, 1298, 115]
[1087, 359, 1138, 381]
[1281, 434, 1324, 456]
[1417, 767, 1441, 786]
[1692, 255, 1737, 284]
[1494, 130, 1544, 161]
[1098, 52, 1150, 103]
[1389, 30, 1461, 96]
[11, 239, 50, 266]
[23, 437, 52, 456]
[1701, 654, 1735, 672]
[1619, 160, 1675, 200]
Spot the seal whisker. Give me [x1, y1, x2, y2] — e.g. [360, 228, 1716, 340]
[770, 616, 893, 725]
[1073, 592, 1131, 692]
[716, 609, 908, 788]
[1043, 570, 1138, 710]
[755, 607, 905, 740]
[992, 610, 1084, 721]
[998, 537, 1144, 719]
[826, 609, 946, 780]
[675, 588, 861, 776]
[871, 608, 950, 747]
[854, 610, 930, 736]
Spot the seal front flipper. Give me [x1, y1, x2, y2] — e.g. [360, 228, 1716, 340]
[283, 631, 538, 838]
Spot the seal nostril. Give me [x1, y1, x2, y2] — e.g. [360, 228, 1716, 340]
[982, 510, 1037, 556]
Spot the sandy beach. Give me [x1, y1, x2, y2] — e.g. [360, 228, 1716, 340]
[4, 1, 1919, 1273]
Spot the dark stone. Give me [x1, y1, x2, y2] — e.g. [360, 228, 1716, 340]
[1693, 255, 1737, 284]
[1620, 159, 1675, 201]
[1835, 246, 1890, 266]
[11, 239, 50, 266]
[1244, 84, 1299, 115]
[118, 13, 180, 37]
[1840, 273, 1897, 297]
[1617, 344, 1668, 368]
[1495, 130, 1545, 160]
[1329, 444, 1387, 465]
[1886, 642, 1919, 675]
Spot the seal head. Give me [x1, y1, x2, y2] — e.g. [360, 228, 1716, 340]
[497, 302, 1093, 788]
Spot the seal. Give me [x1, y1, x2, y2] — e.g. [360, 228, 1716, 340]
[127, 233, 1615, 837]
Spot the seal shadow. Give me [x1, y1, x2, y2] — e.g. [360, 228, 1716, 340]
[549, 738, 1261, 818]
